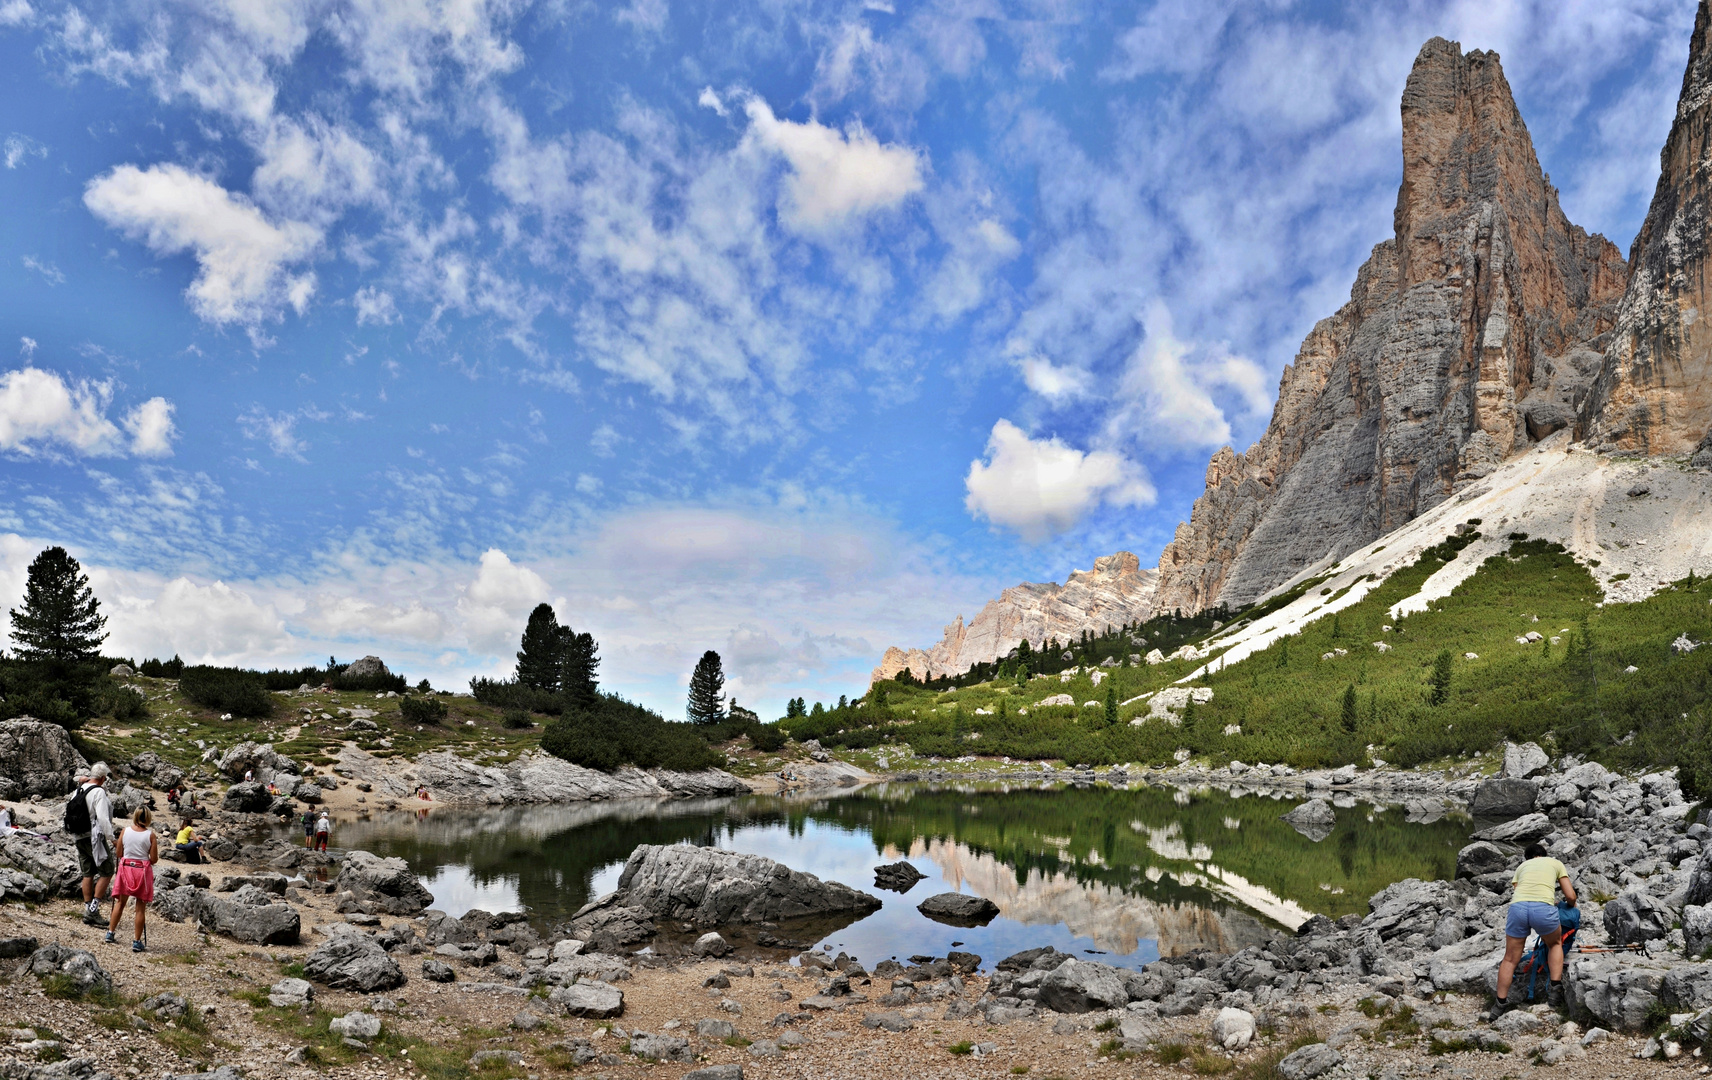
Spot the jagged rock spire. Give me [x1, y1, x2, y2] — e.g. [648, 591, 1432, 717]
[1583, 0, 1712, 460]
[1153, 38, 1625, 615]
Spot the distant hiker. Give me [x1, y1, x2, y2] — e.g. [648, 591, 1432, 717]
[0, 805, 11, 832]
[166, 787, 180, 812]
[314, 811, 330, 852]
[244, 769, 253, 783]
[300, 809, 316, 847]
[70, 764, 114, 926]
[108, 806, 157, 951]
[1495, 842, 1577, 1010]
[174, 822, 204, 863]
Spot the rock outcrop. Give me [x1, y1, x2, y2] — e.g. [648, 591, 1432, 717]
[570, 844, 881, 946]
[1583, 0, 1712, 461]
[412, 751, 747, 806]
[873, 552, 1157, 682]
[1153, 37, 1626, 614]
[0, 719, 86, 801]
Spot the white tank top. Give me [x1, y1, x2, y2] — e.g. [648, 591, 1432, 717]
[121, 826, 153, 860]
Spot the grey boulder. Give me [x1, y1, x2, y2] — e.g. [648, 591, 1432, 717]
[0, 719, 88, 801]
[1455, 840, 1519, 879]
[1500, 742, 1550, 779]
[1469, 778, 1537, 820]
[329, 1012, 382, 1041]
[550, 982, 624, 1018]
[1472, 813, 1553, 844]
[682, 1067, 744, 1080]
[1281, 799, 1336, 841]
[420, 960, 456, 983]
[268, 977, 314, 1007]
[220, 782, 273, 813]
[22, 944, 112, 996]
[1, 833, 80, 896]
[873, 862, 926, 893]
[916, 893, 1000, 926]
[1277, 1043, 1342, 1080]
[629, 1032, 693, 1062]
[1604, 890, 1673, 946]
[336, 851, 435, 915]
[1037, 958, 1129, 1013]
[303, 934, 406, 992]
[196, 893, 301, 945]
[583, 844, 881, 928]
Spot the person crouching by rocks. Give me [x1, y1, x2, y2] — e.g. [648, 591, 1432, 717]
[70, 763, 115, 927]
[108, 806, 158, 951]
[1495, 842, 1577, 1011]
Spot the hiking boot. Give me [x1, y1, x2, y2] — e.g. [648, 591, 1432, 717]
[83, 902, 105, 927]
[132, 939, 145, 952]
[1548, 982, 1565, 1007]
[103, 931, 115, 944]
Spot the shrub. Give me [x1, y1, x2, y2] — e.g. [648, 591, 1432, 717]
[749, 722, 788, 752]
[97, 682, 149, 722]
[399, 695, 448, 726]
[501, 709, 534, 729]
[138, 655, 185, 679]
[541, 694, 723, 772]
[0, 659, 100, 729]
[469, 677, 563, 715]
[330, 667, 407, 694]
[176, 666, 274, 718]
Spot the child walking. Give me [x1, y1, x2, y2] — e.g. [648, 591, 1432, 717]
[314, 811, 331, 852]
[108, 807, 157, 952]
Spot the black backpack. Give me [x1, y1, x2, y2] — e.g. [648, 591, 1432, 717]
[64, 783, 93, 835]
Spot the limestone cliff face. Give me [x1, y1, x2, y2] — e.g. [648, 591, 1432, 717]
[1154, 38, 1626, 614]
[1584, 0, 1712, 461]
[871, 552, 1157, 683]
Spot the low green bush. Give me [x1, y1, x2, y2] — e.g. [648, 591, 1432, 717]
[399, 695, 448, 726]
[176, 666, 275, 718]
[541, 694, 722, 772]
[469, 677, 563, 714]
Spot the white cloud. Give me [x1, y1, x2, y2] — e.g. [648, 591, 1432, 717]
[743, 98, 924, 232]
[353, 286, 399, 326]
[238, 407, 307, 458]
[1094, 303, 1272, 451]
[1018, 354, 1086, 401]
[18, 337, 36, 359]
[455, 548, 551, 653]
[123, 397, 177, 457]
[964, 419, 1155, 543]
[83, 163, 320, 331]
[21, 255, 64, 284]
[0, 367, 175, 460]
[105, 576, 288, 664]
[0, 1, 31, 27]
[697, 87, 727, 117]
[3, 133, 45, 168]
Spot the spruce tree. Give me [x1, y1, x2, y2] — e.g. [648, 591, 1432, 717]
[559, 628, 600, 710]
[515, 604, 563, 692]
[686, 650, 726, 725]
[1104, 685, 1118, 728]
[1341, 684, 1358, 733]
[1429, 649, 1454, 706]
[8, 546, 106, 662]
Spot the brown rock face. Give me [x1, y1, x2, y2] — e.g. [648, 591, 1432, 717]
[1583, 0, 1712, 461]
[1154, 38, 1626, 614]
[871, 552, 1157, 683]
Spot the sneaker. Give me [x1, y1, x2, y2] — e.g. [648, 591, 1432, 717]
[132, 939, 145, 952]
[103, 931, 116, 944]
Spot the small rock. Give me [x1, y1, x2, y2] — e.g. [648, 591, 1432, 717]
[916, 893, 1000, 926]
[1277, 1043, 1342, 1080]
[694, 932, 732, 957]
[329, 1012, 381, 1041]
[267, 977, 314, 1007]
[1213, 1007, 1255, 1051]
[696, 1019, 737, 1039]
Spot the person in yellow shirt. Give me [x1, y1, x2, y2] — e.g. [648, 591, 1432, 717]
[173, 822, 204, 865]
[1495, 843, 1576, 1010]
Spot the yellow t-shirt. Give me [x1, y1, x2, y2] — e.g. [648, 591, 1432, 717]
[176, 826, 194, 845]
[1511, 857, 1568, 904]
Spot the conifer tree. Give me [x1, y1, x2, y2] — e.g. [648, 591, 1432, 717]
[1340, 684, 1358, 733]
[8, 546, 106, 662]
[515, 604, 563, 692]
[1429, 649, 1453, 706]
[559, 628, 600, 710]
[687, 650, 726, 725]
[1104, 686, 1118, 728]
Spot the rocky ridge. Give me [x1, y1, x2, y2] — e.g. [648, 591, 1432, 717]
[873, 552, 1158, 682]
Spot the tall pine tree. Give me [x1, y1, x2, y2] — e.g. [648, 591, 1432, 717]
[686, 650, 726, 725]
[9, 547, 106, 662]
[559, 628, 600, 710]
[515, 604, 563, 692]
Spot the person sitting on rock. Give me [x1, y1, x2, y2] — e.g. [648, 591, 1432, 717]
[1494, 842, 1577, 1011]
[174, 821, 204, 864]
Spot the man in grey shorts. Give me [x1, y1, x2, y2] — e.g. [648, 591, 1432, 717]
[74, 764, 114, 926]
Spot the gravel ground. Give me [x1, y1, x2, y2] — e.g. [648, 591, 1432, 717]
[0, 869, 1686, 1080]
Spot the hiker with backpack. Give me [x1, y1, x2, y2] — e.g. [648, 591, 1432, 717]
[68, 763, 115, 927]
[300, 808, 316, 847]
[1494, 842, 1578, 1011]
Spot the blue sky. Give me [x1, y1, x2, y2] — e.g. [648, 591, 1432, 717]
[0, 0, 1695, 721]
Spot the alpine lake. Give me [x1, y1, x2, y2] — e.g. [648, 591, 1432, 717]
[271, 781, 1471, 970]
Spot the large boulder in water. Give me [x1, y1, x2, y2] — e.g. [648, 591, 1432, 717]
[585, 844, 881, 927]
[1469, 778, 1537, 820]
[916, 893, 1000, 927]
[1281, 798, 1336, 841]
[336, 851, 435, 915]
[0, 719, 87, 800]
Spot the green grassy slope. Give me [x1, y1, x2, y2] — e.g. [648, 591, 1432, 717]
[790, 537, 1712, 789]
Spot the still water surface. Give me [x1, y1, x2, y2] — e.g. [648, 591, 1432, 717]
[300, 783, 1468, 970]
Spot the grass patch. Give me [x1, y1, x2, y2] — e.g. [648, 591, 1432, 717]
[1373, 1005, 1420, 1039]
[722, 1035, 752, 1048]
[948, 1040, 975, 1055]
[1429, 1036, 1508, 1055]
[42, 975, 121, 1008]
[151, 950, 201, 966]
[1011, 1069, 1030, 1076]
[1153, 1042, 1190, 1066]
[1093, 1017, 1119, 1032]
[1096, 1039, 1141, 1063]
[1187, 1049, 1231, 1073]
[279, 961, 306, 978]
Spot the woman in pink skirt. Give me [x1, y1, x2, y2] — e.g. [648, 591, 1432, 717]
[107, 806, 157, 951]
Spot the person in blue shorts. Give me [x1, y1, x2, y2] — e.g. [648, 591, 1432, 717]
[1495, 842, 1577, 1010]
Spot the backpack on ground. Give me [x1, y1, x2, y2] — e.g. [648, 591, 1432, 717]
[63, 783, 93, 835]
[1518, 901, 1582, 1002]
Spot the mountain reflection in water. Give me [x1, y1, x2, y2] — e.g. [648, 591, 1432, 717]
[287, 782, 1466, 968]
